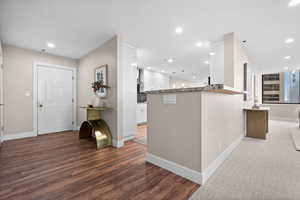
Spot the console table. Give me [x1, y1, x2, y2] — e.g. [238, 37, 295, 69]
[79, 107, 112, 149]
[244, 107, 269, 139]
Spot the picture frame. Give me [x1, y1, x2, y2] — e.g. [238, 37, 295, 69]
[95, 65, 108, 97]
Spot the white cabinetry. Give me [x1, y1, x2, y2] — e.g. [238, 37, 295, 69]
[137, 103, 147, 124]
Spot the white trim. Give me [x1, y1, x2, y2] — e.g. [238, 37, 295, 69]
[146, 153, 202, 184]
[201, 135, 244, 184]
[3, 132, 36, 141]
[146, 135, 244, 185]
[33, 62, 77, 136]
[112, 139, 124, 148]
[123, 134, 135, 142]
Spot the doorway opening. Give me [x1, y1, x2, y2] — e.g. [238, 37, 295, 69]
[134, 124, 147, 145]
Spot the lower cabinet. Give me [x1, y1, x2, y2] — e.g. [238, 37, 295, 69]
[137, 103, 147, 124]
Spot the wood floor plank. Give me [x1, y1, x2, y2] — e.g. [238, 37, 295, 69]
[0, 131, 199, 200]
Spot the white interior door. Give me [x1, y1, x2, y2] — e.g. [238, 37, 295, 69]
[37, 66, 73, 135]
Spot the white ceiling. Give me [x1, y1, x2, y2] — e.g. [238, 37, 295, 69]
[1, 0, 300, 82]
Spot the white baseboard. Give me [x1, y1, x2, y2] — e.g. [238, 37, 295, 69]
[146, 153, 202, 184]
[201, 135, 244, 184]
[146, 135, 244, 185]
[270, 117, 297, 122]
[112, 139, 124, 148]
[123, 135, 135, 142]
[137, 122, 147, 125]
[3, 131, 36, 141]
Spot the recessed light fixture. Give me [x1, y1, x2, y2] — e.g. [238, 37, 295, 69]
[147, 67, 152, 70]
[161, 70, 165, 73]
[46, 42, 55, 48]
[196, 41, 203, 47]
[204, 60, 209, 64]
[167, 58, 174, 63]
[175, 26, 183, 34]
[209, 52, 215, 56]
[193, 76, 196, 79]
[131, 63, 138, 67]
[288, 0, 300, 7]
[284, 56, 291, 60]
[284, 67, 289, 70]
[285, 38, 295, 44]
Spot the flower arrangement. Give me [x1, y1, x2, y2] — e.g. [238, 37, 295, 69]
[91, 80, 109, 93]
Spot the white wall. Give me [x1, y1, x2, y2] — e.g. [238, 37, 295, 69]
[169, 78, 205, 88]
[210, 41, 225, 84]
[201, 92, 244, 171]
[210, 33, 254, 93]
[264, 104, 300, 122]
[78, 37, 120, 142]
[144, 70, 169, 91]
[78, 36, 137, 145]
[118, 40, 137, 140]
[3, 44, 78, 137]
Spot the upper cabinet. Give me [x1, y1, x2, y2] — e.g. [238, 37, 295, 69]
[143, 69, 170, 91]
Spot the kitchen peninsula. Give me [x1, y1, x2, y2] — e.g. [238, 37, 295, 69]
[145, 84, 244, 185]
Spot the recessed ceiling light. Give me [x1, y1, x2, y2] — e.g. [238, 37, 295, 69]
[167, 58, 174, 63]
[175, 26, 183, 34]
[131, 63, 138, 67]
[47, 42, 55, 48]
[209, 52, 215, 56]
[161, 70, 165, 73]
[204, 60, 209, 64]
[284, 56, 291, 60]
[193, 76, 196, 79]
[196, 42, 203, 47]
[284, 66, 289, 70]
[285, 38, 295, 44]
[147, 67, 152, 70]
[288, 0, 300, 7]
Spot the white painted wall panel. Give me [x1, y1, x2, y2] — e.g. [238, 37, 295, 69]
[119, 42, 137, 139]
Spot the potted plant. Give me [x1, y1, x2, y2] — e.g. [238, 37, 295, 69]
[91, 80, 109, 107]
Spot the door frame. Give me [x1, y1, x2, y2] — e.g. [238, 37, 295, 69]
[33, 62, 77, 136]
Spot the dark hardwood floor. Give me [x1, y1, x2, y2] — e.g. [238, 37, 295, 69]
[0, 131, 199, 200]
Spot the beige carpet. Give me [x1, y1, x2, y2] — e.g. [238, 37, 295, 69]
[290, 127, 300, 151]
[190, 121, 300, 200]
